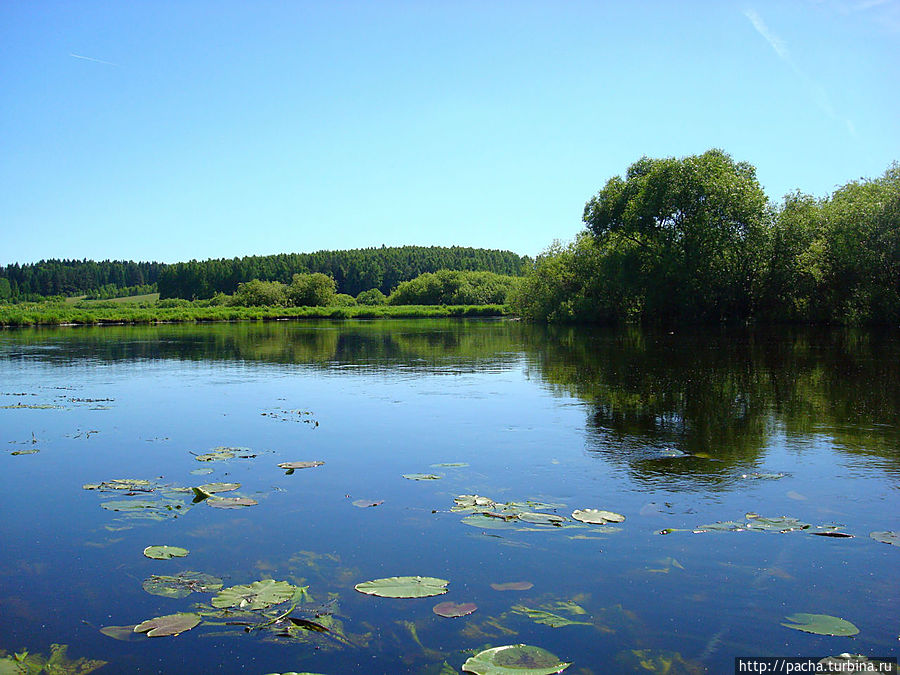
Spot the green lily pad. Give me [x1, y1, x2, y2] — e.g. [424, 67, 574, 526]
[869, 531, 899, 546]
[696, 521, 748, 532]
[517, 512, 567, 526]
[433, 601, 477, 617]
[461, 513, 522, 530]
[352, 499, 384, 508]
[206, 496, 258, 508]
[462, 644, 571, 674]
[572, 509, 625, 524]
[143, 545, 189, 560]
[83, 478, 154, 491]
[454, 494, 498, 510]
[142, 571, 223, 598]
[198, 482, 240, 493]
[781, 613, 860, 636]
[403, 473, 441, 480]
[194, 449, 236, 462]
[134, 612, 201, 637]
[746, 515, 811, 532]
[354, 575, 449, 598]
[277, 461, 324, 470]
[190, 468, 214, 475]
[212, 579, 298, 610]
[512, 605, 591, 628]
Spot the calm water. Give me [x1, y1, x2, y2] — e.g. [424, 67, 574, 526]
[0, 320, 897, 674]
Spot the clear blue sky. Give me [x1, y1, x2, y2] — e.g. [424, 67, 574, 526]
[1, 0, 897, 266]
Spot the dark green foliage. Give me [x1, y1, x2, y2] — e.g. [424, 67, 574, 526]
[155, 246, 528, 299]
[521, 153, 898, 325]
[0, 259, 162, 298]
[387, 270, 520, 305]
[356, 288, 388, 305]
[582, 149, 768, 322]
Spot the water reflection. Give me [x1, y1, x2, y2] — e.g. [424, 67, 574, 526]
[523, 325, 900, 485]
[2, 320, 898, 483]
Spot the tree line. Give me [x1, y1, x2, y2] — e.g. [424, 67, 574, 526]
[511, 150, 899, 325]
[0, 260, 163, 300]
[157, 246, 527, 299]
[0, 246, 528, 302]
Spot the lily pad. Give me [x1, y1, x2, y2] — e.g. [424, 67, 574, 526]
[354, 576, 449, 598]
[461, 513, 522, 530]
[206, 496, 258, 508]
[462, 644, 571, 674]
[746, 515, 810, 532]
[696, 521, 748, 532]
[190, 468, 214, 476]
[278, 461, 324, 470]
[134, 612, 201, 637]
[869, 531, 899, 546]
[402, 473, 441, 480]
[781, 613, 860, 636]
[194, 449, 236, 462]
[198, 482, 241, 493]
[212, 579, 298, 610]
[83, 478, 154, 491]
[572, 509, 625, 524]
[143, 545, 189, 560]
[491, 581, 534, 591]
[352, 499, 384, 508]
[512, 605, 591, 628]
[433, 601, 477, 617]
[517, 512, 567, 526]
[99, 624, 145, 641]
[142, 571, 223, 598]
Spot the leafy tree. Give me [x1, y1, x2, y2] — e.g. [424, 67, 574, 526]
[818, 163, 900, 323]
[229, 279, 288, 306]
[287, 273, 336, 306]
[387, 270, 519, 305]
[331, 293, 357, 307]
[583, 149, 769, 321]
[356, 288, 387, 305]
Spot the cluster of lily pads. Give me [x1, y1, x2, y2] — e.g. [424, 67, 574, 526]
[81, 447, 328, 525]
[652, 511, 900, 546]
[446, 494, 626, 537]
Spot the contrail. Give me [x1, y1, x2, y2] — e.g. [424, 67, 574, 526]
[742, 8, 856, 137]
[70, 53, 120, 67]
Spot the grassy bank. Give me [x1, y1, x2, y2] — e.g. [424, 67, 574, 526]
[0, 301, 508, 327]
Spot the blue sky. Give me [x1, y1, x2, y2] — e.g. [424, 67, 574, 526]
[1, 0, 897, 265]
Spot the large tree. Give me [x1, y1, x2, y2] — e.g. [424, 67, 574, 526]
[582, 149, 769, 321]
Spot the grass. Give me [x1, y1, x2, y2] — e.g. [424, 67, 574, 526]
[0, 301, 509, 327]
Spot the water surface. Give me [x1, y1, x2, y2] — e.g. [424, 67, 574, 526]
[1, 320, 897, 673]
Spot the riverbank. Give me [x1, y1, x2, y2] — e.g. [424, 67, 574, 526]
[0, 302, 508, 327]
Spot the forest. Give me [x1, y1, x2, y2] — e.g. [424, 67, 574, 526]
[0, 246, 528, 301]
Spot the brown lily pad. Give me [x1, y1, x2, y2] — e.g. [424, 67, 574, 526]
[206, 496, 258, 509]
[491, 581, 534, 591]
[433, 601, 477, 618]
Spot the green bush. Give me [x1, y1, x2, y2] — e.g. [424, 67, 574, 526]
[356, 288, 387, 305]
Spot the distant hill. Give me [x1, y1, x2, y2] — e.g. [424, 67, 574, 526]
[0, 246, 530, 300]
